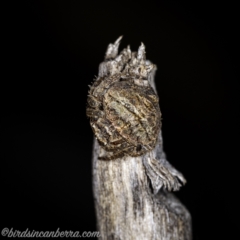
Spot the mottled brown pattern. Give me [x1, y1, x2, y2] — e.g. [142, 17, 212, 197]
[87, 74, 161, 160]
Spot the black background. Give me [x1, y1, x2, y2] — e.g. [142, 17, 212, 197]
[1, 1, 239, 239]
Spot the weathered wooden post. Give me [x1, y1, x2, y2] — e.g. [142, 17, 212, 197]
[87, 37, 192, 240]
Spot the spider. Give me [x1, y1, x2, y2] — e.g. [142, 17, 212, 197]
[86, 40, 161, 160]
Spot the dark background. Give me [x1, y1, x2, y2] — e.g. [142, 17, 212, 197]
[1, 0, 239, 239]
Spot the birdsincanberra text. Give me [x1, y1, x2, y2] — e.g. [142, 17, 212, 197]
[1, 228, 100, 238]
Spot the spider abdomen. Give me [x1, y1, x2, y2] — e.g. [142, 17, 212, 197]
[86, 39, 162, 160]
[104, 81, 161, 151]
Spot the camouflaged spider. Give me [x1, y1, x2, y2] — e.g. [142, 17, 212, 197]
[86, 37, 161, 160]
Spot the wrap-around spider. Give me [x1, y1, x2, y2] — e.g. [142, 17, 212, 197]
[86, 37, 161, 160]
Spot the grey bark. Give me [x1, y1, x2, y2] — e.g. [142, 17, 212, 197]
[92, 37, 192, 240]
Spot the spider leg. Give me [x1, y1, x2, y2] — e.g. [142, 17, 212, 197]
[86, 109, 104, 118]
[98, 146, 133, 161]
[98, 151, 125, 161]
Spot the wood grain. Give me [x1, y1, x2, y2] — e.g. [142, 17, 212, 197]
[91, 38, 192, 240]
